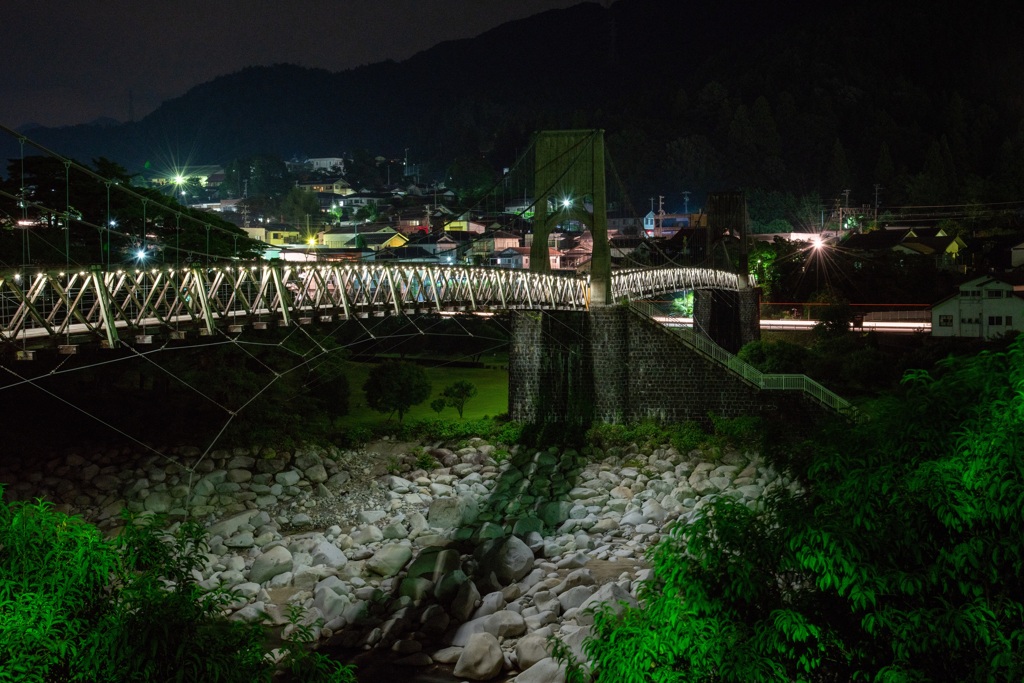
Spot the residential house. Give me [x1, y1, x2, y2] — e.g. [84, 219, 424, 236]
[436, 230, 488, 263]
[360, 230, 408, 252]
[444, 218, 487, 233]
[395, 209, 432, 236]
[309, 248, 374, 263]
[373, 246, 440, 263]
[490, 247, 526, 269]
[452, 229, 522, 266]
[608, 215, 642, 233]
[609, 234, 646, 259]
[406, 232, 460, 260]
[296, 178, 353, 196]
[319, 227, 407, 251]
[893, 234, 967, 271]
[843, 226, 968, 273]
[487, 246, 564, 270]
[264, 225, 303, 246]
[842, 228, 910, 252]
[491, 230, 521, 252]
[524, 231, 576, 251]
[642, 210, 697, 238]
[561, 231, 594, 271]
[931, 274, 1024, 339]
[1012, 239, 1024, 269]
[332, 193, 389, 211]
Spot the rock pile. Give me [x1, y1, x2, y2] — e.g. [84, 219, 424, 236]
[0, 437, 794, 681]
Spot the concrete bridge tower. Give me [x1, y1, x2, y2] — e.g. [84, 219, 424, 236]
[511, 132, 762, 428]
[529, 130, 611, 306]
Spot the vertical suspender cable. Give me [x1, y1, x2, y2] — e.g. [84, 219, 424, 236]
[64, 160, 72, 345]
[141, 198, 148, 258]
[175, 213, 181, 332]
[19, 138, 29, 267]
[105, 181, 112, 269]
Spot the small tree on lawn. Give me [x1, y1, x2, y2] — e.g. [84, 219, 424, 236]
[362, 360, 431, 422]
[430, 398, 447, 416]
[442, 380, 477, 419]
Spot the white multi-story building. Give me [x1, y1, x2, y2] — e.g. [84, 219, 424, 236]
[931, 274, 1024, 339]
[308, 157, 346, 173]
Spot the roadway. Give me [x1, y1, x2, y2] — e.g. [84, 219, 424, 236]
[653, 316, 931, 334]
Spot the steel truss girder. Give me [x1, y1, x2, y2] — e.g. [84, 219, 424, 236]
[610, 267, 742, 300]
[0, 264, 742, 345]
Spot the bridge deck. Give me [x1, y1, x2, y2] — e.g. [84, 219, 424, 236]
[0, 263, 744, 348]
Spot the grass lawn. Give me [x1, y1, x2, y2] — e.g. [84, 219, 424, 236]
[339, 359, 509, 428]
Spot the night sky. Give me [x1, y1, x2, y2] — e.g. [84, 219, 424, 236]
[2, 1, 590, 130]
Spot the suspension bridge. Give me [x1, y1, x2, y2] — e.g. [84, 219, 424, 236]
[0, 262, 745, 350]
[2, 126, 852, 418]
[1, 128, 754, 351]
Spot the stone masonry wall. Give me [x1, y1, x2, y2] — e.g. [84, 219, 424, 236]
[510, 304, 828, 429]
[622, 311, 768, 425]
[508, 311, 594, 427]
[588, 307, 630, 423]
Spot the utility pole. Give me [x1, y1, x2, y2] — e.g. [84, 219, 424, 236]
[842, 189, 851, 232]
[656, 195, 665, 237]
[682, 190, 690, 215]
[241, 180, 249, 228]
[874, 184, 882, 224]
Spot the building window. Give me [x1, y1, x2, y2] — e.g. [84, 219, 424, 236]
[1006, 316, 1013, 326]
[989, 316, 1003, 326]
[987, 290, 1003, 298]
[939, 315, 953, 327]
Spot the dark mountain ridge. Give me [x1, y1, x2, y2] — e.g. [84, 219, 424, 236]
[7, 0, 1024, 209]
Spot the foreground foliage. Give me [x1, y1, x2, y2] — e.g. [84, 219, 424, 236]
[0, 496, 355, 683]
[567, 336, 1024, 681]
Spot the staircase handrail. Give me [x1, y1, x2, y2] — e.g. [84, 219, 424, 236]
[628, 300, 855, 415]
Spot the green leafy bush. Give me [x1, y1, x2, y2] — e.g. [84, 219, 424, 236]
[667, 420, 708, 453]
[563, 335, 1024, 682]
[737, 339, 808, 374]
[586, 421, 667, 450]
[708, 412, 763, 450]
[415, 450, 440, 470]
[0, 496, 355, 683]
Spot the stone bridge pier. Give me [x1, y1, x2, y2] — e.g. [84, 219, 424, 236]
[694, 287, 761, 354]
[508, 292, 764, 428]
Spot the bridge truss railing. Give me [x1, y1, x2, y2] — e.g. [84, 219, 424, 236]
[611, 267, 744, 299]
[0, 263, 591, 349]
[628, 300, 855, 416]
